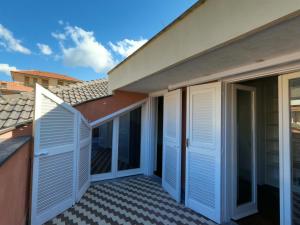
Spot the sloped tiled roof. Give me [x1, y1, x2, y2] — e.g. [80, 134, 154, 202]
[50, 79, 110, 105]
[0, 93, 34, 130]
[0, 79, 110, 132]
[11, 70, 80, 82]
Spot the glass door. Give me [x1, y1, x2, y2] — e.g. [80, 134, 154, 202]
[280, 73, 300, 225]
[91, 106, 143, 181]
[232, 84, 257, 220]
[116, 107, 142, 176]
[91, 120, 115, 180]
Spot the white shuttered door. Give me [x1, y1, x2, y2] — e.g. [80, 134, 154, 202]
[76, 116, 91, 201]
[186, 82, 222, 223]
[31, 84, 78, 225]
[162, 89, 182, 202]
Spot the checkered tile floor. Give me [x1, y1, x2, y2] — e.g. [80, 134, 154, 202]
[45, 176, 216, 225]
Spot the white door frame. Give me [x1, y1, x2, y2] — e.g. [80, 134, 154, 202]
[91, 118, 117, 181]
[278, 71, 300, 225]
[223, 73, 290, 225]
[91, 103, 146, 182]
[231, 84, 258, 220]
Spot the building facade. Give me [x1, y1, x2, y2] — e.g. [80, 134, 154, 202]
[11, 70, 80, 88]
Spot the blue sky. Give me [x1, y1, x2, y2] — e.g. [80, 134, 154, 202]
[0, 0, 197, 81]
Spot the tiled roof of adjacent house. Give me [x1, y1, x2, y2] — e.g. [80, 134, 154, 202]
[11, 70, 81, 82]
[0, 79, 110, 132]
[50, 79, 110, 105]
[0, 93, 35, 130]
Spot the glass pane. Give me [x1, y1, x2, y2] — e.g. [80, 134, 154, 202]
[289, 79, 300, 225]
[118, 107, 141, 171]
[236, 89, 253, 206]
[91, 120, 113, 175]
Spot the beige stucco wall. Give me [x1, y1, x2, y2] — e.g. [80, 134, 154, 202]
[13, 73, 74, 87]
[109, 0, 300, 91]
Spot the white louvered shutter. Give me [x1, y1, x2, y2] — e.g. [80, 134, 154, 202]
[31, 84, 78, 225]
[162, 89, 182, 202]
[185, 82, 222, 223]
[76, 116, 91, 201]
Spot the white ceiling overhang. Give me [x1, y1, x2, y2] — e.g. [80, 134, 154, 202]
[108, 0, 300, 93]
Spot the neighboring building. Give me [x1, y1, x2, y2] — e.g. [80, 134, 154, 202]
[0, 81, 33, 95]
[10, 70, 80, 88]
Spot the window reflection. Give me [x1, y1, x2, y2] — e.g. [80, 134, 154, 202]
[289, 79, 300, 225]
[236, 90, 253, 206]
[118, 107, 141, 171]
[91, 121, 113, 175]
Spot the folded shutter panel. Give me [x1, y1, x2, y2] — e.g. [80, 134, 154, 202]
[162, 89, 182, 202]
[76, 116, 91, 201]
[31, 84, 78, 225]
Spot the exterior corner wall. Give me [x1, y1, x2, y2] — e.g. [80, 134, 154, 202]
[0, 140, 32, 225]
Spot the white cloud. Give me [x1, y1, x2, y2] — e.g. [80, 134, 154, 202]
[37, 43, 52, 55]
[109, 38, 147, 58]
[0, 63, 18, 75]
[57, 25, 115, 73]
[51, 32, 66, 41]
[0, 24, 31, 54]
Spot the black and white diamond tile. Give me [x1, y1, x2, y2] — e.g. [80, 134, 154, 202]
[45, 176, 216, 225]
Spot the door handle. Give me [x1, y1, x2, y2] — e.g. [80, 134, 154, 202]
[34, 151, 49, 157]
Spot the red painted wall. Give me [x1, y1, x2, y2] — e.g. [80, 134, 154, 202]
[0, 140, 32, 225]
[75, 90, 147, 122]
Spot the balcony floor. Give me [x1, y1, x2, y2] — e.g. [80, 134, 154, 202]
[44, 176, 216, 225]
